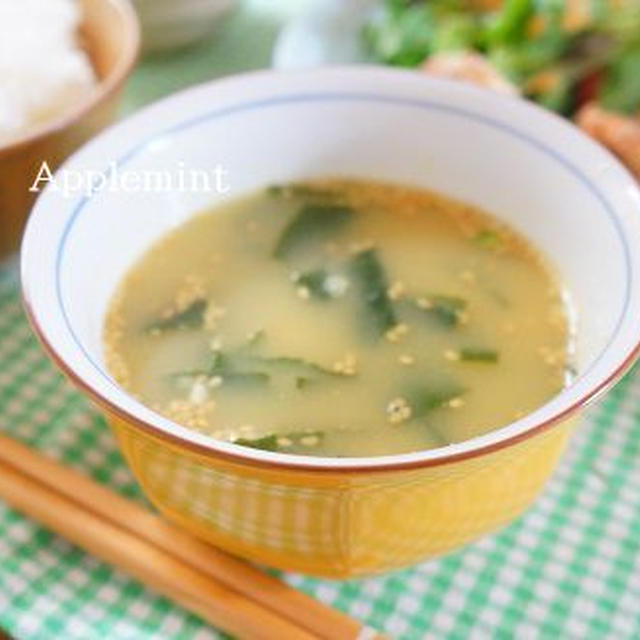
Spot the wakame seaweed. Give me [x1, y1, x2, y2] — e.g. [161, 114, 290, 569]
[233, 430, 325, 453]
[349, 248, 398, 337]
[406, 384, 466, 420]
[273, 204, 354, 259]
[417, 295, 467, 328]
[146, 299, 207, 333]
[292, 269, 332, 300]
[459, 348, 499, 363]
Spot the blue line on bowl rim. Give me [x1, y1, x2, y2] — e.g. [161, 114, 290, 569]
[54, 92, 632, 417]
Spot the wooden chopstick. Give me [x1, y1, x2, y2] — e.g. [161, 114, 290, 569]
[0, 433, 383, 640]
[0, 461, 313, 640]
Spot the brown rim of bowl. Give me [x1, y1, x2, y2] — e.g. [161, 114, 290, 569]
[22, 292, 640, 474]
[0, 0, 140, 159]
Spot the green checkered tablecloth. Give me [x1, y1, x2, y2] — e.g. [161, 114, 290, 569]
[3, 2, 640, 637]
[3, 259, 640, 640]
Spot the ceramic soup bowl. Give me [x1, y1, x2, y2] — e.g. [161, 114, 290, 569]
[21, 67, 640, 577]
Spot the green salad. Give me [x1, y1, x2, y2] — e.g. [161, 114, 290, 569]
[364, 0, 640, 115]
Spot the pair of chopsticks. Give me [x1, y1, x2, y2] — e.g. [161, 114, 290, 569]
[0, 432, 383, 640]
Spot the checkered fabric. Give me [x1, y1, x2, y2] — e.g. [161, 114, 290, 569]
[2, 261, 640, 639]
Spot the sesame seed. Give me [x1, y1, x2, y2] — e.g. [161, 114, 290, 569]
[188, 380, 209, 405]
[332, 353, 357, 375]
[416, 297, 433, 310]
[386, 397, 412, 425]
[300, 435, 320, 447]
[444, 349, 460, 361]
[208, 376, 223, 388]
[277, 437, 293, 447]
[296, 286, 310, 300]
[448, 397, 465, 409]
[460, 269, 476, 283]
[385, 323, 409, 343]
[325, 275, 349, 297]
[387, 280, 406, 301]
[399, 354, 415, 365]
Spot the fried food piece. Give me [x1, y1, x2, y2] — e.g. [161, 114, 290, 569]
[422, 51, 520, 97]
[576, 103, 640, 180]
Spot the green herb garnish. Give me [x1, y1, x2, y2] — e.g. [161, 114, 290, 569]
[473, 229, 503, 250]
[350, 248, 397, 337]
[407, 384, 466, 420]
[459, 348, 499, 363]
[221, 372, 270, 386]
[234, 434, 279, 451]
[249, 356, 347, 379]
[207, 351, 270, 385]
[171, 350, 270, 388]
[600, 44, 640, 114]
[273, 205, 354, 259]
[233, 430, 325, 453]
[146, 299, 207, 333]
[413, 295, 467, 328]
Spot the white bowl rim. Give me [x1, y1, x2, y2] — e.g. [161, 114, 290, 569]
[21, 66, 640, 473]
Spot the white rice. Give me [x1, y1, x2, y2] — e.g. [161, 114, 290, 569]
[0, 0, 97, 144]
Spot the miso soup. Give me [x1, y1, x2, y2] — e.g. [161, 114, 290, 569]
[104, 179, 571, 457]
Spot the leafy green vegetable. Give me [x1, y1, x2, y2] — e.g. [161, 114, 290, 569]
[485, 0, 535, 47]
[248, 356, 347, 379]
[534, 71, 573, 114]
[172, 346, 351, 393]
[146, 299, 207, 333]
[407, 384, 466, 420]
[600, 44, 640, 114]
[220, 372, 270, 386]
[349, 248, 398, 337]
[432, 14, 479, 52]
[364, 0, 640, 116]
[413, 295, 467, 328]
[171, 349, 269, 388]
[459, 348, 499, 362]
[293, 269, 331, 300]
[234, 434, 279, 451]
[596, 4, 640, 46]
[363, 3, 435, 66]
[274, 205, 354, 259]
[206, 351, 270, 385]
[473, 229, 503, 250]
[233, 431, 325, 453]
[490, 30, 568, 81]
[295, 376, 311, 390]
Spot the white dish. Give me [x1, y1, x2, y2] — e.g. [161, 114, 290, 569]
[272, 0, 374, 70]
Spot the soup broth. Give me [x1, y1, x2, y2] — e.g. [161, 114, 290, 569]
[104, 179, 570, 457]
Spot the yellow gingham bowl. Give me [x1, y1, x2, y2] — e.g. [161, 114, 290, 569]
[21, 68, 640, 577]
